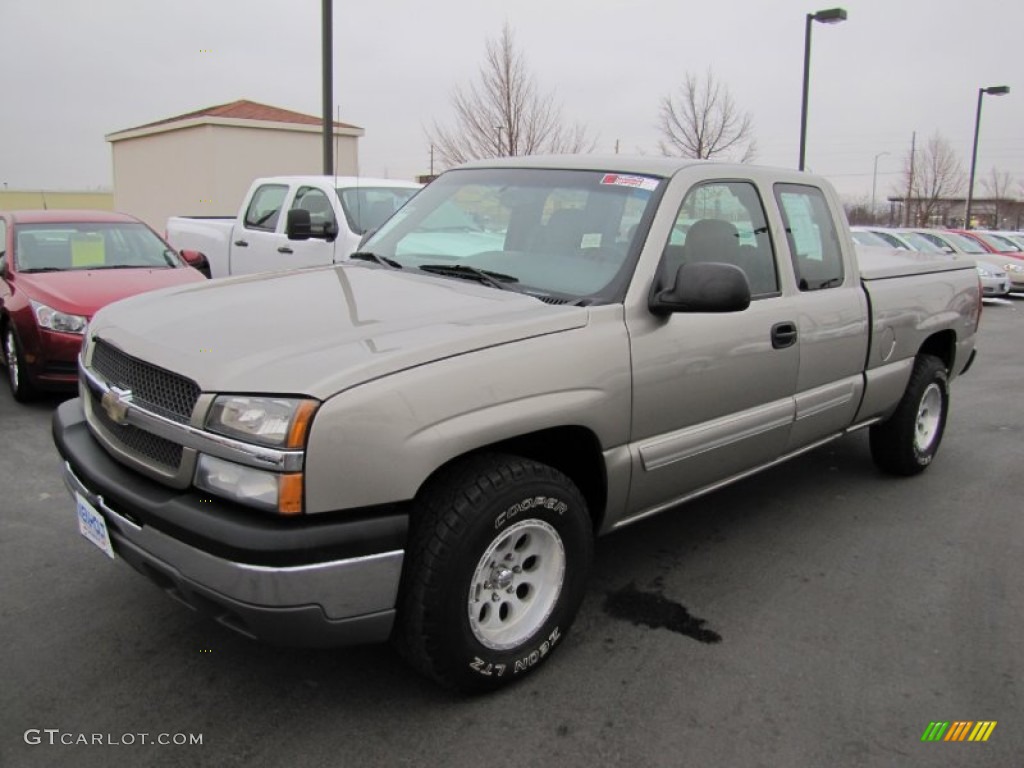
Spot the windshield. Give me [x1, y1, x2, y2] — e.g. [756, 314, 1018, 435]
[976, 232, 1022, 253]
[943, 232, 987, 254]
[361, 167, 663, 303]
[337, 187, 420, 236]
[851, 230, 889, 248]
[14, 222, 179, 272]
[894, 231, 944, 253]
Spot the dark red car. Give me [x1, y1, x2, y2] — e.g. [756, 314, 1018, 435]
[0, 210, 207, 401]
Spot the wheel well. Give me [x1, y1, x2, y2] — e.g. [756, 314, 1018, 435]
[424, 427, 608, 532]
[918, 330, 956, 372]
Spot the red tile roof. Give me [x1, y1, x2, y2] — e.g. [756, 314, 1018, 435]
[117, 99, 359, 133]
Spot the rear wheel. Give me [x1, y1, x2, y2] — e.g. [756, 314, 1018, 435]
[394, 453, 593, 692]
[869, 354, 948, 476]
[4, 326, 35, 402]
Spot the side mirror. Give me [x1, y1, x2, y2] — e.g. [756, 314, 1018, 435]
[179, 249, 211, 279]
[650, 262, 751, 315]
[286, 209, 312, 241]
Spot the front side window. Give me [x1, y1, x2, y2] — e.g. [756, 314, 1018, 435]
[0, 219, 7, 259]
[290, 187, 337, 239]
[774, 183, 844, 291]
[243, 184, 288, 231]
[13, 222, 179, 272]
[661, 181, 778, 297]
[362, 168, 664, 303]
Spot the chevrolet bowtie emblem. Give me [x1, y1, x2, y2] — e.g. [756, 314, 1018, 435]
[101, 386, 133, 425]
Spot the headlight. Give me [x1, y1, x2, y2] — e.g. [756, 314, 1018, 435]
[31, 300, 87, 334]
[975, 265, 993, 277]
[205, 396, 317, 448]
[194, 454, 303, 515]
[1002, 263, 1024, 273]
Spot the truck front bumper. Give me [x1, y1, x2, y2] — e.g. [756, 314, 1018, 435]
[53, 398, 407, 648]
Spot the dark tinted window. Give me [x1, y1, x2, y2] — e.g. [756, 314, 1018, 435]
[243, 184, 288, 231]
[774, 184, 844, 290]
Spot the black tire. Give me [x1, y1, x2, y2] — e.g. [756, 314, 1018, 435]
[3, 325, 35, 402]
[869, 354, 949, 476]
[394, 453, 593, 692]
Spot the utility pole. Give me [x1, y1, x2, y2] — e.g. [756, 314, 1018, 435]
[321, 0, 334, 175]
[903, 131, 916, 227]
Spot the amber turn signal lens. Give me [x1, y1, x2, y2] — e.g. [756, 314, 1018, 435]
[278, 473, 304, 515]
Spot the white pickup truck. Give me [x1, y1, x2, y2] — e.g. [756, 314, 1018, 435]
[166, 176, 421, 278]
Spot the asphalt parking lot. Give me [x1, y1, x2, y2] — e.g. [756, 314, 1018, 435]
[2, 299, 1022, 768]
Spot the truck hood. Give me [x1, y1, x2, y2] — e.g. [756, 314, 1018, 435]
[87, 263, 588, 398]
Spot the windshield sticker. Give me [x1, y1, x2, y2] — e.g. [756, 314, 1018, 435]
[601, 174, 659, 192]
[581, 233, 602, 249]
[70, 234, 106, 267]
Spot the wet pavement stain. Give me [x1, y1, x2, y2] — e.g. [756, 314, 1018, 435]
[603, 583, 722, 643]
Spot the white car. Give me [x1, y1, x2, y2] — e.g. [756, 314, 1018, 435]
[166, 176, 422, 278]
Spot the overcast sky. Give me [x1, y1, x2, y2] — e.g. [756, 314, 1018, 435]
[1, 0, 1020, 203]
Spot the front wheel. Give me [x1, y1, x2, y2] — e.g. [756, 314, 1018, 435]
[4, 326, 36, 402]
[394, 453, 593, 692]
[869, 354, 949, 476]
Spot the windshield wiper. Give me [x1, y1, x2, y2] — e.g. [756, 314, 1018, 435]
[350, 251, 403, 269]
[417, 264, 519, 291]
[20, 267, 64, 273]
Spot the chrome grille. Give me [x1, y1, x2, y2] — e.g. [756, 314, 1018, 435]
[91, 397, 184, 470]
[91, 340, 200, 424]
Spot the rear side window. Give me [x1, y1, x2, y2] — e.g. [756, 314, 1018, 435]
[243, 184, 288, 231]
[0, 220, 7, 258]
[774, 184, 844, 291]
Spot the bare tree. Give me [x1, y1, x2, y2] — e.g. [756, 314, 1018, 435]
[897, 133, 965, 226]
[981, 168, 1015, 226]
[658, 70, 756, 162]
[427, 24, 593, 168]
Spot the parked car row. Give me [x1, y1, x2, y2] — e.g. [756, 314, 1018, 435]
[1, 176, 424, 401]
[851, 225, 1024, 297]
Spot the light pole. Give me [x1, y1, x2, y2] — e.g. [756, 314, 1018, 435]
[871, 151, 889, 221]
[964, 85, 1010, 229]
[798, 7, 847, 171]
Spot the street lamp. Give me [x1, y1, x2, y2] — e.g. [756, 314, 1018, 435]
[964, 85, 1010, 229]
[871, 151, 889, 220]
[798, 7, 848, 171]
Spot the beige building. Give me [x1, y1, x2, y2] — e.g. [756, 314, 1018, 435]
[0, 190, 113, 211]
[106, 100, 364, 229]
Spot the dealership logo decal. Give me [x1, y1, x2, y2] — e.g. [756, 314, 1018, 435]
[101, 387, 133, 424]
[921, 721, 997, 742]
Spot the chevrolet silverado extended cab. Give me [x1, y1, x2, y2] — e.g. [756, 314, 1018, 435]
[166, 175, 421, 278]
[53, 157, 980, 691]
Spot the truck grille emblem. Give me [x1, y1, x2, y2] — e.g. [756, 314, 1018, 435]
[101, 386, 134, 425]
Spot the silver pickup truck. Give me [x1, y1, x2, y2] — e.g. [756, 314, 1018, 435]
[53, 156, 980, 692]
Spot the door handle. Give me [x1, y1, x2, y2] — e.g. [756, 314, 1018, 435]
[233, 239, 248, 247]
[277, 246, 294, 254]
[771, 321, 798, 349]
